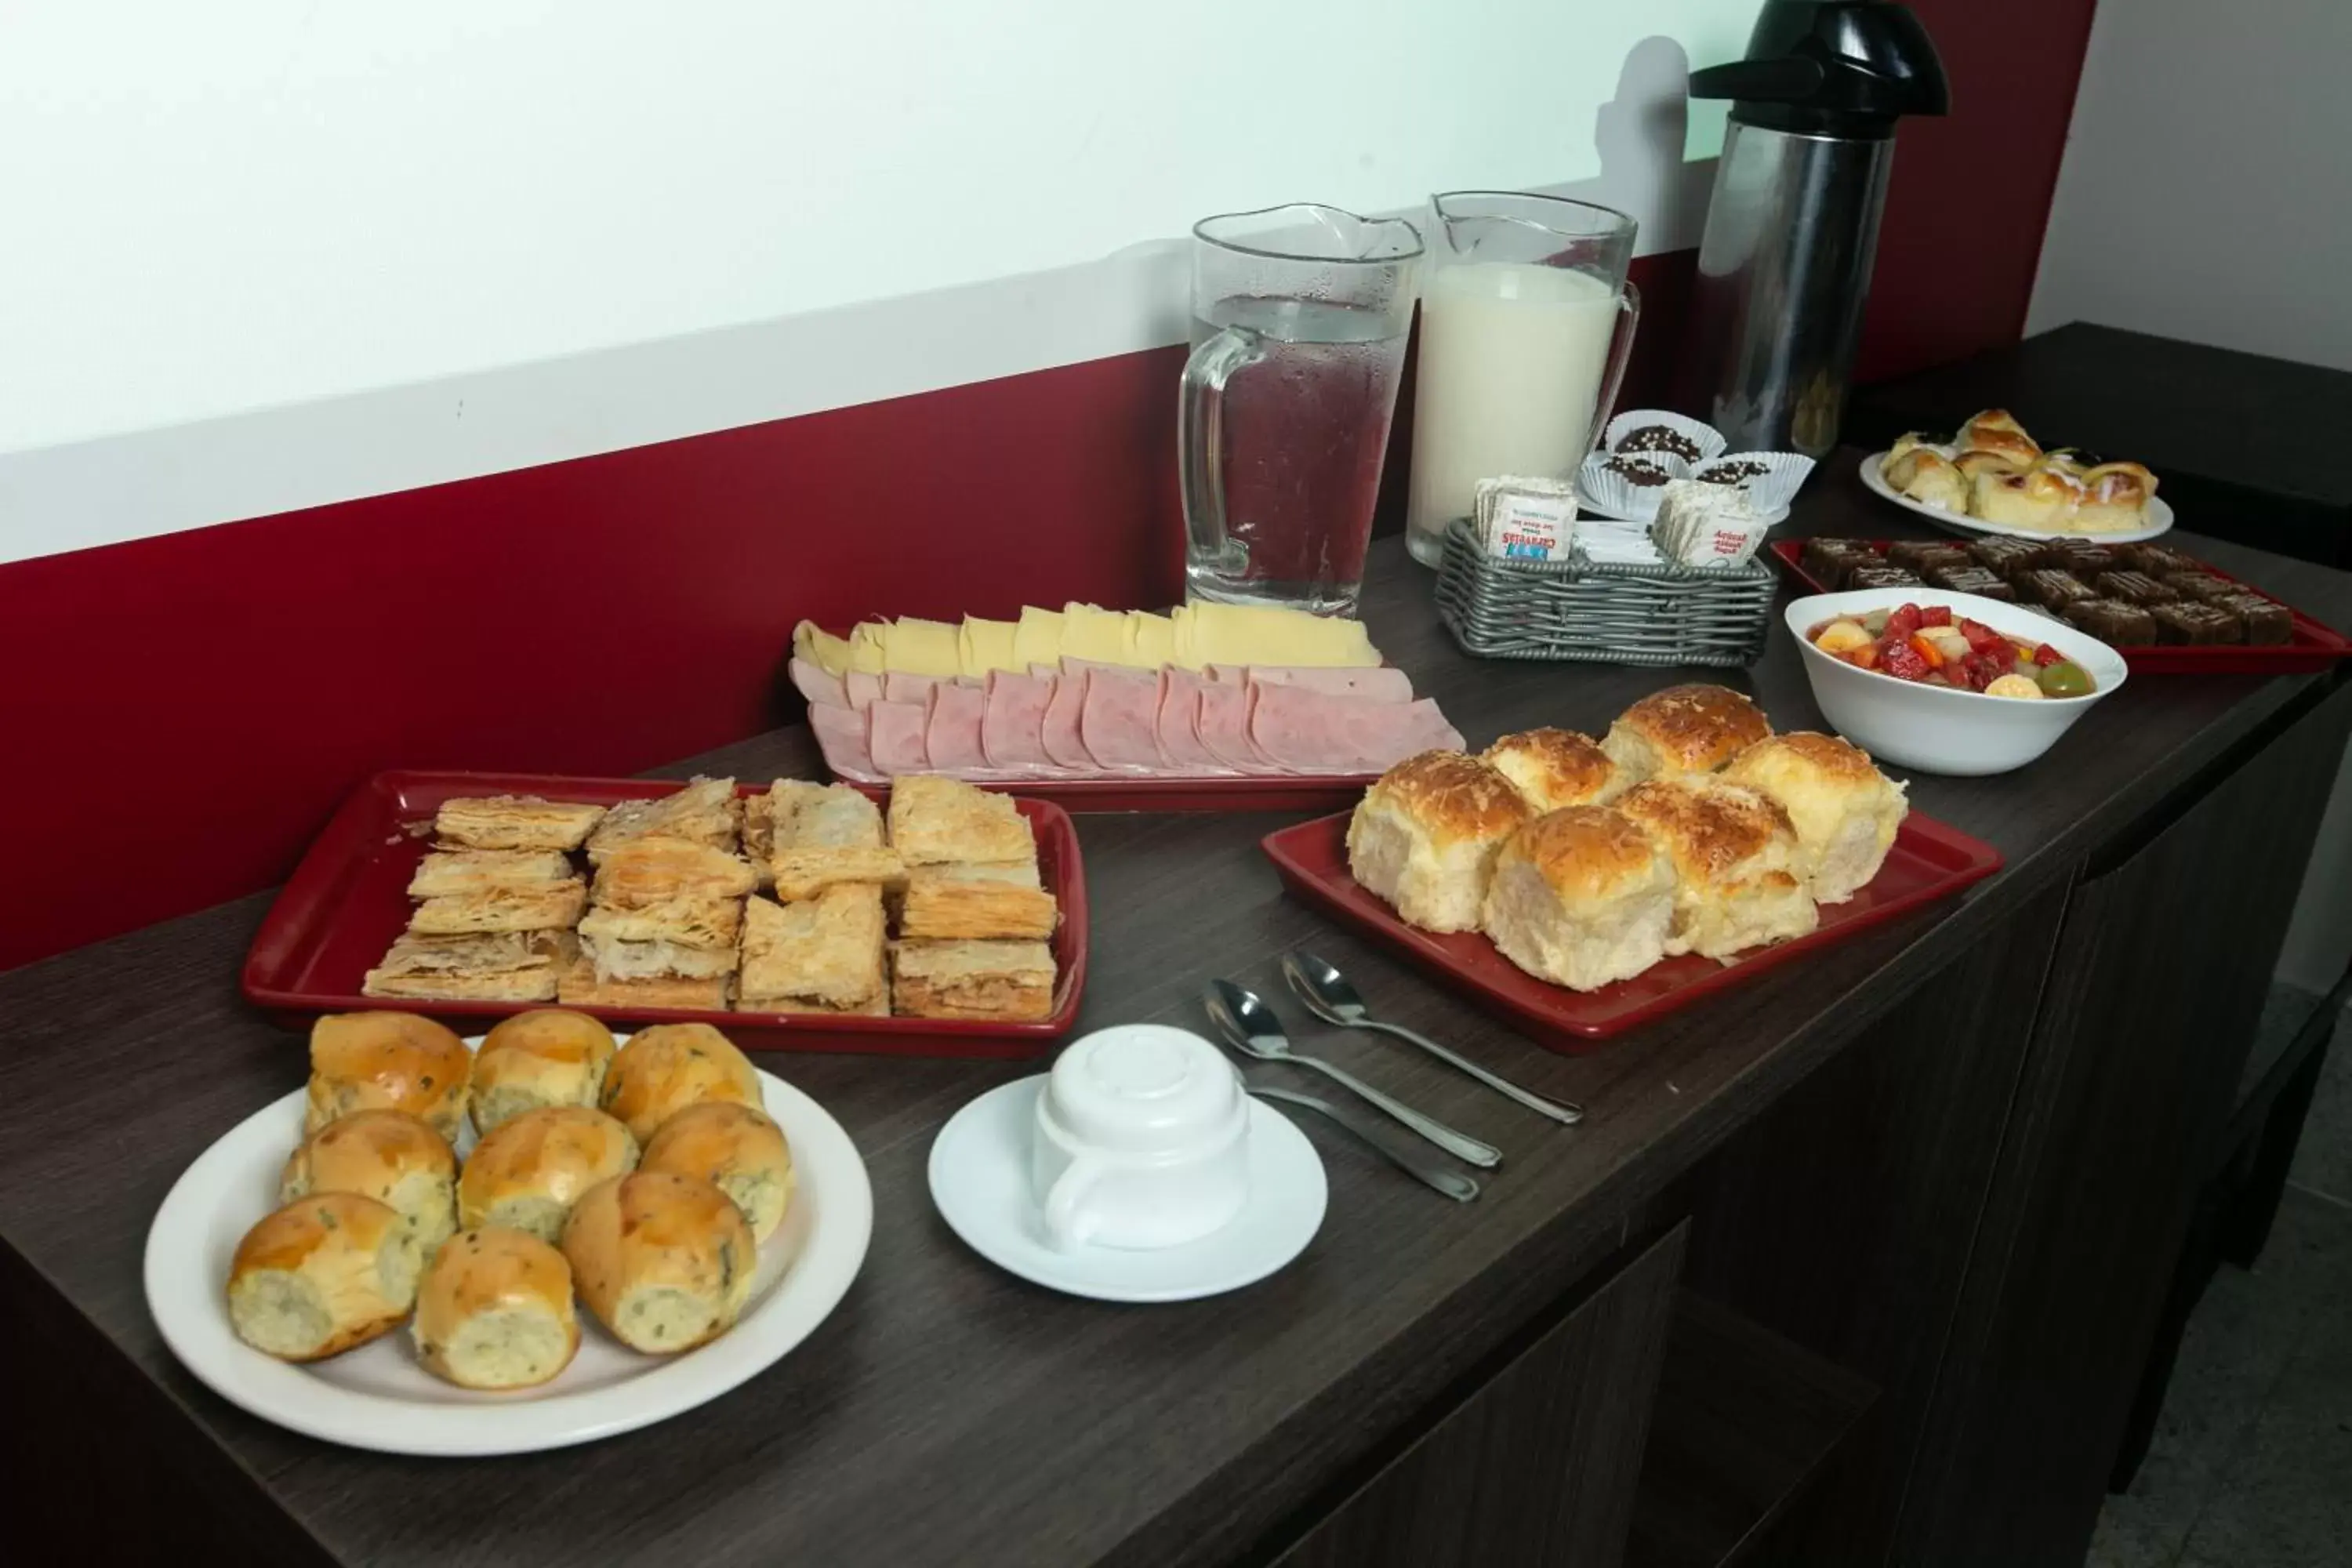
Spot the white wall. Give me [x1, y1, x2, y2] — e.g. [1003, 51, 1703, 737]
[2027, 0, 2352, 370]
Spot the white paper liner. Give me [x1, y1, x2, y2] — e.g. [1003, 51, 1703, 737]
[1605, 408, 1728, 464]
[1690, 450, 1815, 514]
[1577, 449, 1686, 522]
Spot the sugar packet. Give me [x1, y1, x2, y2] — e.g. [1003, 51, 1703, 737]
[1651, 479, 1768, 568]
[1474, 475, 1578, 562]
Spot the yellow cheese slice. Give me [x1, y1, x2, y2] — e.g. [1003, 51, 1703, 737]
[959, 617, 1020, 676]
[847, 622, 888, 675]
[1012, 607, 1065, 669]
[1124, 611, 1177, 668]
[1169, 604, 1201, 669]
[792, 621, 852, 677]
[1060, 602, 1133, 664]
[882, 616, 964, 677]
[1185, 604, 1381, 667]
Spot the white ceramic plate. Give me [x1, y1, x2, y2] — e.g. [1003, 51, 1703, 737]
[144, 1045, 871, 1457]
[1859, 449, 2175, 544]
[929, 1077, 1324, 1303]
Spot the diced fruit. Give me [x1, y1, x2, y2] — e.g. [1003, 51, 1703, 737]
[1922, 605, 1953, 627]
[1846, 643, 1881, 669]
[1886, 604, 1924, 640]
[1985, 673, 2045, 699]
[2032, 643, 2066, 666]
[1908, 632, 1947, 669]
[1814, 619, 1874, 656]
[2038, 660, 2092, 698]
[1881, 641, 1930, 681]
[1960, 619, 2008, 655]
[1863, 609, 1891, 635]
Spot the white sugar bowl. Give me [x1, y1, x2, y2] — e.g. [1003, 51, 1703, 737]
[1031, 1025, 1250, 1250]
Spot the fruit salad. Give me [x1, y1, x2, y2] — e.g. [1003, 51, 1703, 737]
[1808, 603, 2096, 698]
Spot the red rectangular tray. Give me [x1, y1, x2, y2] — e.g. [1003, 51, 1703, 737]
[1260, 809, 2002, 1048]
[245, 771, 1087, 1058]
[848, 775, 1376, 815]
[1769, 539, 2351, 674]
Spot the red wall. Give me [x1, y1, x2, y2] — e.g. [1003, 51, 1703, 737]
[0, 1, 2100, 971]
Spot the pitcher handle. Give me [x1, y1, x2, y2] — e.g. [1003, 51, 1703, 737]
[1584, 280, 1643, 456]
[1178, 327, 1269, 580]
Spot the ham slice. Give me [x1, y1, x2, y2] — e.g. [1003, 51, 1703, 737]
[1156, 668, 1235, 775]
[808, 702, 879, 781]
[884, 673, 943, 706]
[844, 670, 884, 710]
[1241, 666, 1415, 702]
[1250, 684, 1465, 771]
[1040, 666, 1093, 770]
[1196, 681, 1283, 774]
[982, 671, 1056, 772]
[867, 700, 930, 775]
[789, 657, 849, 710]
[924, 681, 988, 771]
[1080, 666, 1167, 771]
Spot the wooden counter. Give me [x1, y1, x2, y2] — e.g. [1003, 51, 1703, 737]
[5, 452, 2347, 1567]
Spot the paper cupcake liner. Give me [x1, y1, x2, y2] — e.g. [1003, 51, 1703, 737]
[1690, 450, 1815, 514]
[1577, 449, 1687, 522]
[1605, 408, 1728, 466]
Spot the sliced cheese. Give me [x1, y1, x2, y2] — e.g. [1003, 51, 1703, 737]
[847, 622, 889, 675]
[959, 617, 1021, 676]
[882, 616, 964, 677]
[1169, 604, 1201, 670]
[1012, 607, 1065, 668]
[793, 621, 852, 677]
[1124, 611, 1177, 669]
[1060, 602, 1132, 664]
[1185, 603, 1381, 667]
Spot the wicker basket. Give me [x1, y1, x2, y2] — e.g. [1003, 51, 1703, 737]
[1434, 517, 1776, 667]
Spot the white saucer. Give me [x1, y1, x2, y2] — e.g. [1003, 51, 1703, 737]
[929, 1077, 1325, 1303]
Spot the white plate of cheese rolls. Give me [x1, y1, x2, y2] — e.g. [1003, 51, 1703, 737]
[144, 1016, 872, 1456]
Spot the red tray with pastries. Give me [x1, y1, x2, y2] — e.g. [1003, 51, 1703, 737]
[245, 771, 1087, 1058]
[1260, 809, 2002, 1048]
[1769, 539, 2351, 674]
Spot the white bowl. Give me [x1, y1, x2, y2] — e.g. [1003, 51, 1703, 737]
[1784, 588, 2128, 776]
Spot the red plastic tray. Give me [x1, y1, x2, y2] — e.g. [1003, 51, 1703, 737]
[848, 775, 1375, 815]
[1769, 539, 2351, 673]
[245, 771, 1087, 1058]
[1260, 808, 2002, 1048]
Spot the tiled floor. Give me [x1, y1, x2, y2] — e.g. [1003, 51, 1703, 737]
[2088, 1003, 2352, 1568]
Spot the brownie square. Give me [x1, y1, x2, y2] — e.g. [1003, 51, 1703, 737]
[2049, 543, 2118, 576]
[1846, 564, 1923, 590]
[1925, 564, 2019, 601]
[1802, 538, 1879, 585]
[2063, 598, 2158, 645]
[2018, 568, 2098, 609]
[2094, 570, 2180, 605]
[1888, 539, 1973, 573]
[1969, 536, 2046, 578]
[2163, 572, 2238, 604]
[2217, 593, 2293, 645]
[2150, 601, 2241, 645]
[2121, 543, 2198, 575]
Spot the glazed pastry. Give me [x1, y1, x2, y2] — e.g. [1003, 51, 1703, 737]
[2074, 462, 2158, 532]
[1955, 450, 2026, 482]
[2062, 599, 2158, 645]
[890, 938, 1058, 1022]
[1972, 466, 2082, 530]
[1884, 448, 1966, 511]
[1955, 408, 2042, 468]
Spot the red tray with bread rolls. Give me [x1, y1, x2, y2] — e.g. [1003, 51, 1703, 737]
[245, 771, 1087, 1058]
[1769, 539, 2352, 674]
[1260, 809, 2002, 1047]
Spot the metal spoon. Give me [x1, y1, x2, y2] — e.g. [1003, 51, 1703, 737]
[1283, 952, 1585, 1126]
[1250, 1086, 1479, 1202]
[1202, 980, 1502, 1168]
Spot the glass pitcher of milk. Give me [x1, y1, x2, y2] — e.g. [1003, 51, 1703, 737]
[1405, 192, 1640, 565]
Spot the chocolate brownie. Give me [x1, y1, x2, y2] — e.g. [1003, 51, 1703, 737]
[2093, 570, 2180, 605]
[1846, 564, 1923, 590]
[2163, 572, 2238, 604]
[2150, 601, 2240, 645]
[2217, 593, 2293, 645]
[1889, 539, 1973, 572]
[1802, 538, 1881, 586]
[1968, 536, 2046, 577]
[2121, 543, 2198, 575]
[2063, 598, 2158, 645]
[2048, 543, 2118, 576]
[1925, 563, 2018, 601]
[2017, 568, 2099, 610]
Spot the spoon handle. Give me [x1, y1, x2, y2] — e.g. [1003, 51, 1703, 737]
[1290, 1056, 1503, 1168]
[1252, 1087, 1479, 1202]
[1363, 1020, 1585, 1125]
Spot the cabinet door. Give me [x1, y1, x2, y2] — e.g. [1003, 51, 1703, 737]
[1907, 683, 2352, 1568]
[1270, 1222, 1687, 1568]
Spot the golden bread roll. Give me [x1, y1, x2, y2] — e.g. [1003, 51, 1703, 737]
[1885, 447, 1966, 511]
[1887, 430, 1934, 463]
[600, 1023, 762, 1142]
[561, 1172, 756, 1354]
[470, 1009, 619, 1134]
[1481, 728, 1623, 813]
[1954, 450, 2026, 482]
[459, 1105, 640, 1243]
[226, 1193, 422, 1361]
[1478, 808, 1678, 991]
[1971, 465, 2082, 530]
[1721, 733, 1908, 904]
[1613, 779, 1818, 958]
[280, 1109, 458, 1251]
[2074, 461, 2157, 532]
[641, 1102, 795, 1242]
[411, 1228, 580, 1390]
[303, 1011, 471, 1142]
[1600, 684, 1773, 787]
[1956, 408, 2042, 468]
[1346, 751, 1532, 933]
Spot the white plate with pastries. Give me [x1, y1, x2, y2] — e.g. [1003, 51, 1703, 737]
[1860, 409, 2172, 544]
[144, 1014, 872, 1457]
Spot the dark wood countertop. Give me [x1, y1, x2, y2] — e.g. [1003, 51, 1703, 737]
[5, 451, 2349, 1568]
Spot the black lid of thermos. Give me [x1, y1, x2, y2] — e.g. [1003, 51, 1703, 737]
[1686, 0, 1948, 140]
